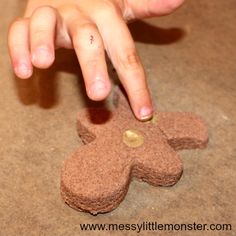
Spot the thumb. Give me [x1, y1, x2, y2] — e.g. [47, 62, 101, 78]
[125, 0, 185, 20]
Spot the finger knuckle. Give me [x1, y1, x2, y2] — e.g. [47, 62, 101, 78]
[118, 49, 140, 71]
[78, 22, 98, 35]
[9, 18, 26, 29]
[32, 29, 50, 39]
[30, 6, 57, 26]
[32, 5, 56, 16]
[97, 1, 121, 19]
[84, 58, 100, 68]
[8, 18, 28, 40]
[131, 87, 147, 97]
[72, 22, 99, 50]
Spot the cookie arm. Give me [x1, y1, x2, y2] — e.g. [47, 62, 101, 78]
[77, 108, 113, 144]
[157, 112, 209, 150]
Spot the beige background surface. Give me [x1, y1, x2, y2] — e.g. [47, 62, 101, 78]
[0, 0, 235, 235]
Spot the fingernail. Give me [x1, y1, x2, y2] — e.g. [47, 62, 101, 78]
[89, 80, 106, 99]
[139, 106, 153, 121]
[32, 46, 53, 66]
[15, 63, 32, 78]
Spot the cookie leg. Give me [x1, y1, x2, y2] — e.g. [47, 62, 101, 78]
[61, 142, 132, 214]
[131, 130, 183, 186]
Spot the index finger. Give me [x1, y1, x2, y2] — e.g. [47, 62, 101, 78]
[93, 5, 154, 120]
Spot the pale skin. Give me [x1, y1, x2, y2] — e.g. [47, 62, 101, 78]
[8, 0, 184, 120]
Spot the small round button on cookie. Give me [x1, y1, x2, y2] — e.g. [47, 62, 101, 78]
[122, 129, 144, 148]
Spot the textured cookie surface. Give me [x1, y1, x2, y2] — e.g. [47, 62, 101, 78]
[61, 88, 208, 214]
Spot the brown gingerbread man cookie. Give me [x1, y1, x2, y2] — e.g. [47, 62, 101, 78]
[61, 87, 208, 215]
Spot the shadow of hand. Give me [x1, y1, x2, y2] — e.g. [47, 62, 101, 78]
[129, 20, 185, 45]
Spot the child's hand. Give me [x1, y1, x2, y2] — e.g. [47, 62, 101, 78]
[8, 0, 184, 120]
